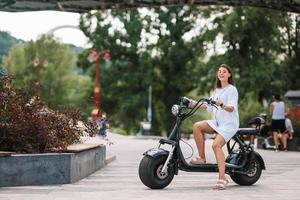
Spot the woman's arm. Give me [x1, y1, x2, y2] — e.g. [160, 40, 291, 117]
[222, 104, 234, 112]
[215, 99, 234, 112]
[217, 86, 238, 113]
[188, 99, 208, 110]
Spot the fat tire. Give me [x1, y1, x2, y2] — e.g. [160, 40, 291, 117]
[230, 156, 263, 185]
[138, 155, 175, 189]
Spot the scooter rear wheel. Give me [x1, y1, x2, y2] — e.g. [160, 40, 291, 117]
[139, 155, 175, 189]
[230, 156, 262, 185]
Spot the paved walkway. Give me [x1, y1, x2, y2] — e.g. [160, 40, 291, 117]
[1, 133, 300, 200]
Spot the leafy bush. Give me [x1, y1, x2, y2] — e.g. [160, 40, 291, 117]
[238, 92, 264, 127]
[111, 127, 128, 136]
[0, 76, 96, 153]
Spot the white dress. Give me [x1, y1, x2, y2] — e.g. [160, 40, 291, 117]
[205, 84, 239, 142]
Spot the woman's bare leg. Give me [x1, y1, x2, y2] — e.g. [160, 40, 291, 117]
[192, 121, 214, 161]
[281, 134, 288, 149]
[212, 135, 226, 180]
[273, 131, 279, 149]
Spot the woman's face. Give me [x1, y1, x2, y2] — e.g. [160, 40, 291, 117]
[217, 67, 231, 83]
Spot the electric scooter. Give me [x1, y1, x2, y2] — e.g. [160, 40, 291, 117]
[138, 97, 266, 189]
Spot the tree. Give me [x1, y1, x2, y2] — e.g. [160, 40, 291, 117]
[192, 7, 300, 125]
[5, 35, 92, 112]
[0, 31, 24, 64]
[280, 14, 300, 91]
[79, 6, 299, 133]
[197, 7, 298, 101]
[79, 7, 208, 134]
[79, 9, 148, 132]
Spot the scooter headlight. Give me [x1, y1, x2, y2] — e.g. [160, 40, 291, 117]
[171, 104, 180, 116]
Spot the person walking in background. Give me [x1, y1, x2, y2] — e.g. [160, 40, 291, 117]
[96, 111, 109, 141]
[269, 94, 287, 151]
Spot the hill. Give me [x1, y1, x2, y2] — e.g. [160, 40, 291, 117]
[0, 31, 84, 64]
[0, 31, 24, 63]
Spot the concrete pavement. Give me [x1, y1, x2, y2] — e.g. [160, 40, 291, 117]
[1, 133, 300, 200]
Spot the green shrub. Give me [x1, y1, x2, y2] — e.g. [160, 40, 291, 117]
[110, 127, 128, 136]
[239, 92, 264, 127]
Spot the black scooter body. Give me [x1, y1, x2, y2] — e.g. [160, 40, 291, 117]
[139, 97, 266, 189]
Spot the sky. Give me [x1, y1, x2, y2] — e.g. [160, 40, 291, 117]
[0, 9, 226, 56]
[0, 11, 89, 48]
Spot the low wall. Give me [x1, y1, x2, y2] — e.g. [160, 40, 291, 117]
[0, 144, 105, 187]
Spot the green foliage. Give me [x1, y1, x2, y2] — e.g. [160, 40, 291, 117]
[280, 14, 300, 91]
[77, 6, 298, 135]
[5, 35, 92, 112]
[0, 31, 24, 63]
[110, 127, 128, 136]
[198, 8, 299, 101]
[79, 7, 207, 134]
[238, 92, 264, 127]
[79, 10, 147, 133]
[68, 43, 84, 54]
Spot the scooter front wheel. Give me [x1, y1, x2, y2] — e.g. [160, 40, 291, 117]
[138, 155, 175, 189]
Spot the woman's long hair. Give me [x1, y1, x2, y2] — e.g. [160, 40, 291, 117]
[215, 64, 235, 88]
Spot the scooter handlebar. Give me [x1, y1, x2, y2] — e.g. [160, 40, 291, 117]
[180, 97, 216, 107]
[205, 99, 216, 105]
[180, 96, 191, 106]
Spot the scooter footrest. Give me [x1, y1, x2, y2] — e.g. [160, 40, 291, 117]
[159, 139, 176, 146]
[190, 163, 217, 167]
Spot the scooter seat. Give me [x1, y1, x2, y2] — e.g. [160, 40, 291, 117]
[236, 128, 257, 135]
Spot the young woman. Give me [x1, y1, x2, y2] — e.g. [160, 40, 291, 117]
[189, 64, 239, 190]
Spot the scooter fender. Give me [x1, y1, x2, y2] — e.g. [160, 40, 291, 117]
[143, 148, 169, 158]
[251, 151, 266, 170]
[143, 148, 179, 175]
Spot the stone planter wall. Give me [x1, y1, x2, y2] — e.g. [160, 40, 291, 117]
[0, 144, 105, 187]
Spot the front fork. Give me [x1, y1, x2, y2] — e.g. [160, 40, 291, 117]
[160, 146, 175, 174]
[159, 117, 181, 174]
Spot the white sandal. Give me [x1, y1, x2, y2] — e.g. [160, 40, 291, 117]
[213, 179, 229, 190]
[189, 156, 206, 165]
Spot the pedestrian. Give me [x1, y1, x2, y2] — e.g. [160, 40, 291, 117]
[258, 113, 275, 149]
[0, 67, 10, 98]
[269, 94, 288, 151]
[285, 114, 294, 139]
[276, 113, 294, 151]
[96, 111, 109, 141]
[187, 64, 239, 190]
[0, 66, 8, 77]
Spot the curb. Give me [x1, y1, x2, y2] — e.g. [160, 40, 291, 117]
[105, 155, 116, 165]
